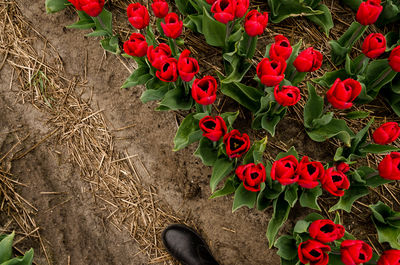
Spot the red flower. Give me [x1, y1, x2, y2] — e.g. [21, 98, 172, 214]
[356, 0, 383, 26]
[378, 152, 400, 180]
[320, 168, 350, 196]
[389, 45, 400, 72]
[298, 239, 331, 265]
[309, 219, 345, 243]
[178, 50, 200, 82]
[274, 85, 300, 107]
[373, 122, 400, 145]
[68, 0, 104, 17]
[293, 47, 323, 72]
[199, 116, 227, 142]
[206, 0, 217, 4]
[156, 58, 178, 82]
[269, 35, 292, 61]
[336, 162, 350, 173]
[341, 240, 373, 265]
[147, 43, 171, 70]
[123, 33, 148, 57]
[297, 156, 324, 189]
[362, 33, 386, 59]
[192, 76, 218, 105]
[244, 10, 268, 37]
[256, 57, 286, 87]
[161, 12, 183, 39]
[377, 249, 400, 265]
[211, 0, 236, 24]
[223, 130, 250, 158]
[127, 3, 150, 29]
[151, 0, 169, 18]
[271, 155, 298, 185]
[236, 163, 266, 192]
[326, 78, 362, 110]
[235, 0, 249, 18]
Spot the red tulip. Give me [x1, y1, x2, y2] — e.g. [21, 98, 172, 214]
[147, 43, 172, 70]
[356, 0, 383, 25]
[297, 156, 324, 189]
[378, 152, 400, 180]
[336, 162, 350, 173]
[211, 0, 236, 24]
[320, 168, 350, 196]
[161, 12, 183, 39]
[377, 249, 400, 265]
[309, 219, 345, 243]
[192, 76, 218, 105]
[127, 3, 150, 29]
[256, 57, 286, 87]
[235, 0, 249, 18]
[156, 58, 178, 82]
[151, 0, 169, 18]
[223, 130, 250, 158]
[123, 33, 148, 57]
[68, 0, 104, 17]
[206, 0, 217, 4]
[199, 116, 227, 142]
[326, 78, 362, 109]
[341, 240, 373, 265]
[269, 35, 292, 61]
[244, 10, 268, 37]
[373, 122, 400, 145]
[236, 163, 266, 192]
[389, 45, 400, 72]
[362, 33, 386, 59]
[298, 239, 331, 265]
[293, 47, 323, 72]
[274, 85, 300, 107]
[178, 50, 200, 82]
[271, 155, 299, 185]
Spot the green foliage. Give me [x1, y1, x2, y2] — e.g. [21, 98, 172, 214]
[122, 58, 152, 89]
[370, 201, 400, 249]
[67, 11, 95, 30]
[202, 7, 226, 47]
[45, 0, 68, 13]
[220, 82, 263, 113]
[299, 186, 322, 210]
[210, 158, 235, 192]
[0, 232, 34, 265]
[304, 83, 354, 145]
[232, 183, 258, 212]
[173, 113, 203, 151]
[266, 193, 291, 248]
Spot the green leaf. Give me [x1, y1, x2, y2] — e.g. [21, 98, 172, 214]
[0, 232, 14, 263]
[157, 85, 193, 111]
[306, 4, 334, 36]
[266, 193, 290, 248]
[86, 29, 109, 37]
[243, 137, 268, 165]
[260, 111, 286, 137]
[210, 158, 234, 192]
[220, 111, 239, 128]
[175, 0, 197, 15]
[67, 11, 95, 30]
[304, 212, 324, 222]
[173, 113, 202, 151]
[220, 82, 263, 113]
[121, 65, 151, 89]
[194, 137, 218, 166]
[210, 175, 237, 199]
[350, 118, 374, 154]
[329, 185, 369, 212]
[184, 15, 203, 34]
[361, 144, 400, 154]
[274, 235, 298, 260]
[304, 83, 324, 129]
[202, 7, 226, 47]
[100, 36, 120, 55]
[276, 146, 299, 161]
[232, 183, 257, 212]
[314, 69, 349, 87]
[306, 118, 353, 146]
[370, 201, 400, 249]
[345, 111, 370, 120]
[268, 0, 324, 23]
[284, 184, 298, 207]
[221, 55, 252, 84]
[385, 30, 400, 52]
[285, 40, 302, 79]
[45, 0, 68, 13]
[364, 60, 398, 99]
[299, 186, 322, 210]
[0, 249, 34, 265]
[293, 220, 311, 235]
[366, 175, 392, 188]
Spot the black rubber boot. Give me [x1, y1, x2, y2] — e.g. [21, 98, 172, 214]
[162, 224, 220, 265]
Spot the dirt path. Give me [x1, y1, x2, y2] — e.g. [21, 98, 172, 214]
[0, 1, 281, 264]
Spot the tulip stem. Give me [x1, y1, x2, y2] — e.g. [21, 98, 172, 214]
[203, 105, 208, 114]
[168, 38, 177, 57]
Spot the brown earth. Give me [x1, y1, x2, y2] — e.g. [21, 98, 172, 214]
[1, 0, 398, 265]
